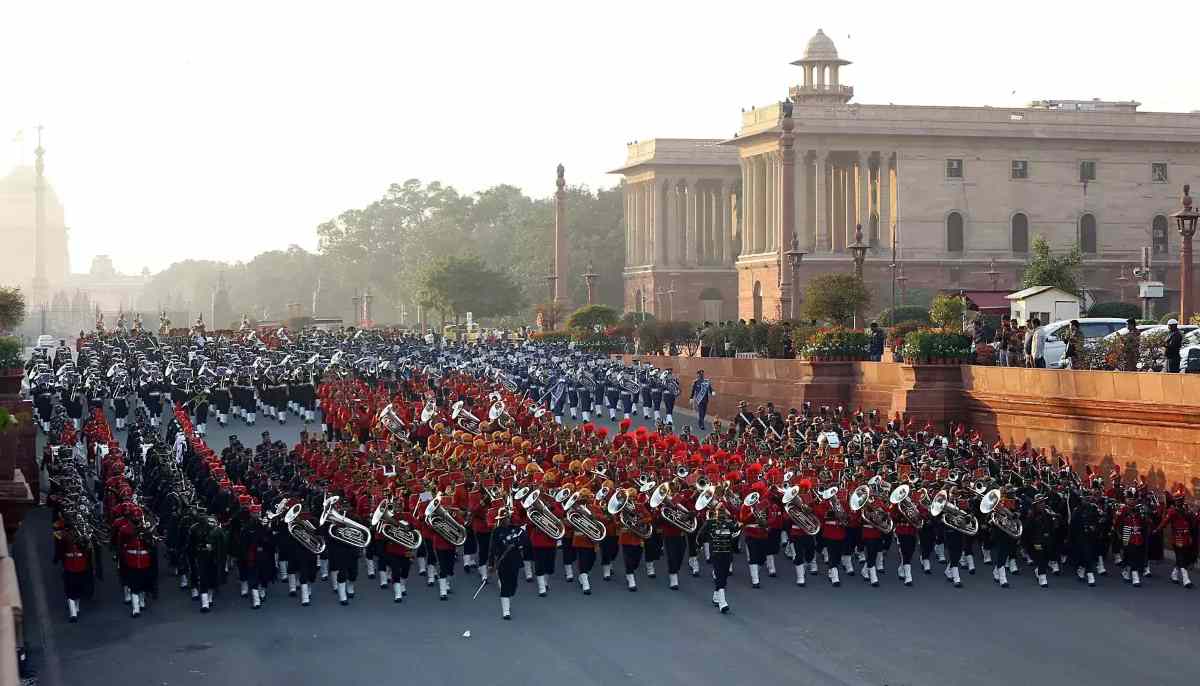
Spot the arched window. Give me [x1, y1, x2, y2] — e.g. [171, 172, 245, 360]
[1079, 213, 1097, 254]
[946, 212, 964, 253]
[1011, 213, 1029, 254]
[869, 212, 879, 246]
[634, 288, 643, 314]
[1153, 214, 1169, 255]
[752, 281, 763, 321]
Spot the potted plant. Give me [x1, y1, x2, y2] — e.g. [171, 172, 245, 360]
[0, 336, 23, 395]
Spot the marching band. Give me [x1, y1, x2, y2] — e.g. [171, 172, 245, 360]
[35, 322, 1199, 627]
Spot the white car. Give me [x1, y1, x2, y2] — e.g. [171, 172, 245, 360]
[1102, 324, 1198, 371]
[1040, 318, 1127, 368]
[1178, 329, 1200, 372]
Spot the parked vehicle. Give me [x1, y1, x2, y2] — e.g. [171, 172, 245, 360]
[1039, 318, 1127, 368]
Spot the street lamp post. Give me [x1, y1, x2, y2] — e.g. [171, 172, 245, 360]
[583, 262, 598, 305]
[784, 234, 806, 320]
[848, 224, 869, 327]
[895, 264, 908, 306]
[1170, 184, 1199, 320]
[985, 257, 1000, 292]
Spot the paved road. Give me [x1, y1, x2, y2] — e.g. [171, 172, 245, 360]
[14, 410, 1200, 686]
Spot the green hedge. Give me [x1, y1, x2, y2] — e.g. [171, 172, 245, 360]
[1086, 301, 1141, 320]
[901, 330, 973, 363]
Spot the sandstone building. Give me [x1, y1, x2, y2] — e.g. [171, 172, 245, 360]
[613, 30, 1200, 322]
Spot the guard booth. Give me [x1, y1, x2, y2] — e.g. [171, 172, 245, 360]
[1006, 286, 1081, 326]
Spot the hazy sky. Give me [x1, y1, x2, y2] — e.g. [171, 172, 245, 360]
[2, 1, 1192, 275]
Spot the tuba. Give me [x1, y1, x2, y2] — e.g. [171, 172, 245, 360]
[519, 488, 566, 541]
[371, 498, 423, 550]
[929, 489, 980, 536]
[980, 488, 1023, 539]
[649, 482, 698, 534]
[284, 502, 327, 555]
[818, 485, 849, 525]
[320, 496, 372, 548]
[487, 396, 514, 430]
[779, 485, 821, 535]
[451, 400, 482, 435]
[562, 490, 607, 542]
[889, 484, 923, 528]
[607, 488, 652, 539]
[377, 403, 411, 444]
[423, 493, 468, 546]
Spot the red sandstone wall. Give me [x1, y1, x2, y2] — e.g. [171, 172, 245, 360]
[960, 366, 1200, 493]
[620, 355, 1200, 490]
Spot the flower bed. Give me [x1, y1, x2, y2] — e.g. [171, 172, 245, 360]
[801, 328, 870, 361]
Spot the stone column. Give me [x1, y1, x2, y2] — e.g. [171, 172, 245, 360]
[739, 160, 751, 255]
[663, 178, 676, 266]
[645, 181, 656, 265]
[832, 163, 844, 252]
[758, 156, 769, 252]
[765, 154, 775, 253]
[796, 150, 810, 252]
[721, 181, 734, 264]
[879, 153, 893, 248]
[815, 151, 828, 253]
[687, 178, 700, 266]
[857, 153, 869, 246]
[628, 184, 638, 265]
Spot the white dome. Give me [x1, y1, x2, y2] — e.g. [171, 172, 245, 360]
[802, 29, 839, 61]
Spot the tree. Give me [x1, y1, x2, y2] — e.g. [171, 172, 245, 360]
[419, 256, 525, 322]
[1022, 236, 1082, 296]
[878, 305, 931, 326]
[0, 287, 26, 333]
[929, 294, 967, 330]
[565, 304, 619, 332]
[800, 274, 872, 327]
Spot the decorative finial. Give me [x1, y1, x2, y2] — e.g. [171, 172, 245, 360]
[556, 164, 565, 190]
[1183, 184, 1192, 209]
[854, 223, 864, 245]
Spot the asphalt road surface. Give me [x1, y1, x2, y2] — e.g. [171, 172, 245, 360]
[14, 409, 1200, 686]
